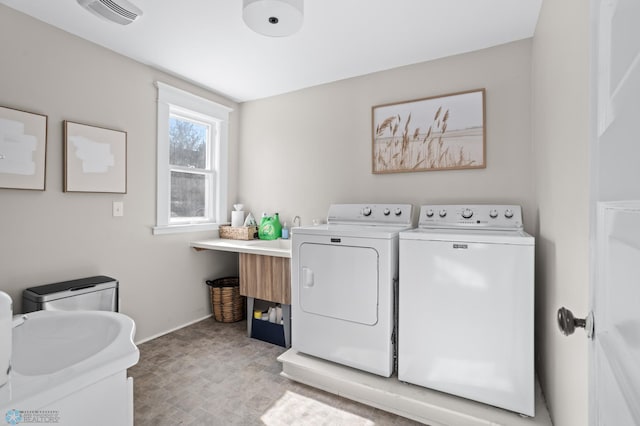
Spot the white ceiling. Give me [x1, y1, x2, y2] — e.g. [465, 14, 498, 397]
[0, 0, 542, 102]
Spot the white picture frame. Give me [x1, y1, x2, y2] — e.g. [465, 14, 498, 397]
[0, 106, 48, 190]
[64, 121, 127, 193]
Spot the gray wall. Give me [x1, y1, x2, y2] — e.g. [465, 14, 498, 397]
[532, 0, 590, 424]
[238, 40, 535, 233]
[0, 6, 240, 342]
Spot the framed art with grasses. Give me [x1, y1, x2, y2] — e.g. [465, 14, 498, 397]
[372, 89, 485, 174]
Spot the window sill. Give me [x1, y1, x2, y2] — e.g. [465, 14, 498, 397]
[153, 223, 220, 235]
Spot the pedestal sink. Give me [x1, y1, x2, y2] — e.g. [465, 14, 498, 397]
[0, 310, 139, 426]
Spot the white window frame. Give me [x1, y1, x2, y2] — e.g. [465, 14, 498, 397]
[153, 82, 232, 235]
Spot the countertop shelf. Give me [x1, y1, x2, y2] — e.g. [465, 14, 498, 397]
[190, 238, 291, 258]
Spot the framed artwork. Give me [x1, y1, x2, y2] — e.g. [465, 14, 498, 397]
[372, 89, 486, 174]
[0, 106, 48, 190]
[64, 121, 127, 193]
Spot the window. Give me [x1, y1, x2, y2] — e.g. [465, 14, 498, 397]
[154, 82, 232, 234]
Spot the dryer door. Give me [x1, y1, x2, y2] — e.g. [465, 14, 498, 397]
[299, 243, 379, 325]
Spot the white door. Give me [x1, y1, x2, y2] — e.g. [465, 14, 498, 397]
[587, 0, 640, 424]
[593, 203, 640, 425]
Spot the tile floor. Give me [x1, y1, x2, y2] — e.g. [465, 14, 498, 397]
[128, 318, 423, 425]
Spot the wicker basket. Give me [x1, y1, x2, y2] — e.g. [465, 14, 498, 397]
[206, 277, 245, 323]
[219, 225, 258, 240]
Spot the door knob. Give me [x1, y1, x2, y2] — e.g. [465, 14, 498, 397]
[557, 307, 594, 338]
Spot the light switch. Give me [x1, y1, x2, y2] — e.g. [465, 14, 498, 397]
[113, 201, 124, 217]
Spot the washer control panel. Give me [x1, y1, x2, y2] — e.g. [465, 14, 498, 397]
[327, 204, 413, 226]
[419, 204, 523, 230]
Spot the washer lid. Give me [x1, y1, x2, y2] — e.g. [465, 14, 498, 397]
[400, 227, 534, 245]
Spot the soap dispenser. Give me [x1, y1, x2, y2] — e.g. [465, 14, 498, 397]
[0, 291, 12, 388]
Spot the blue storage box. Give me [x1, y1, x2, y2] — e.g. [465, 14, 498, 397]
[251, 318, 285, 347]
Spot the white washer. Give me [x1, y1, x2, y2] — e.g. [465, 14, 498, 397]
[292, 203, 414, 377]
[398, 205, 535, 416]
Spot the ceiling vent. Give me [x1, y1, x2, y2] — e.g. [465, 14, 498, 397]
[77, 0, 143, 25]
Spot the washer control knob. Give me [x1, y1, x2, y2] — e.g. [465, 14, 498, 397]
[383, 208, 390, 216]
[504, 209, 514, 219]
[394, 208, 402, 216]
[461, 208, 473, 219]
[439, 209, 447, 218]
[425, 209, 434, 218]
[489, 209, 499, 219]
[362, 207, 372, 217]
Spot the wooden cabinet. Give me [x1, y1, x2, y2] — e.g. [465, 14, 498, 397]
[239, 253, 290, 305]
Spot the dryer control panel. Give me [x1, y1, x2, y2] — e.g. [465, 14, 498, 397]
[418, 204, 523, 230]
[327, 204, 413, 226]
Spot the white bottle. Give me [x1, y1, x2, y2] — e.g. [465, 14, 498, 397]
[0, 291, 12, 388]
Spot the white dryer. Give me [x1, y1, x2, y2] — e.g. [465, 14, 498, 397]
[398, 205, 535, 416]
[291, 204, 414, 377]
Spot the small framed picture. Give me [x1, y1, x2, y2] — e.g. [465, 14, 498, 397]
[0, 106, 48, 190]
[64, 121, 127, 193]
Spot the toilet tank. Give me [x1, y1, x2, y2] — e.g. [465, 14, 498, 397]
[22, 275, 119, 313]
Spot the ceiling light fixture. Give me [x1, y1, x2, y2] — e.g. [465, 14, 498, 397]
[77, 0, 143, 25]
[242, 0, 304, 37]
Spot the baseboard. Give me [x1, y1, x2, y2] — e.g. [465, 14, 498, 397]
[134, 314, 213, 345]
